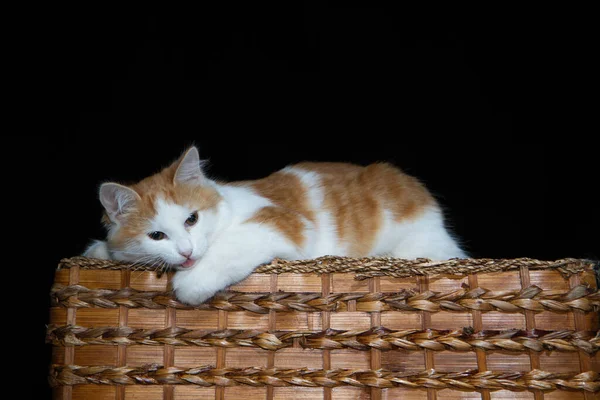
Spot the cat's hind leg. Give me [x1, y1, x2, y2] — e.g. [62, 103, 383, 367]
[388, 209, 467, 260]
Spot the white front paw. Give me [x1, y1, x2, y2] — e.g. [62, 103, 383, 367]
[172, 271, 215, 306]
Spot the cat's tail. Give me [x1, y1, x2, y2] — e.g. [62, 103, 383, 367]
[82, 239, 111, 259]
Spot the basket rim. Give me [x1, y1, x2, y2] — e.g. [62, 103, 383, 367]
[59, 256, 598, 280]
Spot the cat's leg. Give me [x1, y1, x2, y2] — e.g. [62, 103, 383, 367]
[390, 230, 466, 260]
[389, 209, 467, 260]
[171, 226, 300, 305]
[82, 240, 112, 259]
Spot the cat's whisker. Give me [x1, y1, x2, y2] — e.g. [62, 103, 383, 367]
[127, 254, 158, 274]
[144, 258, 171, 280]
[154, 260, 167, 279]
[127, 256, 152, 270]
[134, 253, 169, 276]
[129, 255, 164, 285]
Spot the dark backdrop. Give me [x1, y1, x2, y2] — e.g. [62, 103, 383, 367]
[21, 4, 597, 398]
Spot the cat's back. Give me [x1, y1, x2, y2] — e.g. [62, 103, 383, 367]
[288, 161, 436, 213]
[235, 161, 437, 219]
[231, 161, 439, 256]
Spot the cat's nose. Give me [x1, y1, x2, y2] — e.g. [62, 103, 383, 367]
[178, 249, 193, 259]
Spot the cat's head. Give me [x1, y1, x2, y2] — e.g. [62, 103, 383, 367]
[97, 146, 223, 270]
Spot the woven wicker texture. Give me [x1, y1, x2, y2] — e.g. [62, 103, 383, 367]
[49, 257, 599, 400]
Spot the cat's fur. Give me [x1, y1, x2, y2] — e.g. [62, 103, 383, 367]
[84, 146, 466, 305]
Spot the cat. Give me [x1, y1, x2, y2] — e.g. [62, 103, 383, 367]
[84, 146, 466, 305]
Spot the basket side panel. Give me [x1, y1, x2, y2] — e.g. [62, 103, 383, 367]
[172, 347, 217, 367]
[273, 387, 323, 400]
[434, 350, 478, 372]
[173, 387, 214, 400]
[330, 349, 370, 369]
[435, 390, 484, 399]
[54, 269, 69, 285]
[127, 309, 166, 329]
[228, 273, 271, 292]
[379, 276, 419, 292]
[330, 387, 371, 399]
[72, 385, 115, 400]
[428, 274, 469, 292]
[329, 311, 371, 330]
[79, 270, 122, 289]
[49, 260, 600, 400]
[332, 273, 370, 292]
[529, 270, 570, 290]
[380, 311, 421, 329]
[73, 345, 117, 366]
[176, 309, 219, 329]
[480, 312, 525, 329]
[224, 387, 267, 399]
[544, 392, 586, 399]
[381, 350, 425, 373]
[384, 388, 429, 399]
[429, 311, 472, 329]
[277, 273, 322, 292]
[226, 311, 270, 329]
[75, 308, 119, 327]
[275, 311, 323, 330]
[129, 271, 168, 291]
[50, 308, 67, 325]
[489, 391, 534, 399]
[124, 387, 164, 400]
[539, 352, 583, 373]
[226, 348, 269, 368]
[128, 345, 168, 367]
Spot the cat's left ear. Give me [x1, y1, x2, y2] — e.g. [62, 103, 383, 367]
[174, 146, 206, 185]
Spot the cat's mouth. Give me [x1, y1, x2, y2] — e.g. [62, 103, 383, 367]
[179, 258, 197, 269]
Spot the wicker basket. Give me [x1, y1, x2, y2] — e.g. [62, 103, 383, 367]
[48, 256, 599, 399]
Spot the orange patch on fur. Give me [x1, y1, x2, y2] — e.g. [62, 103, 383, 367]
[295, 162, 434, 256]
[236, 162, 434, 256]
[233, 171, 314, 247]
[248, 172, 315, 223]
[246, 206, 306, 247]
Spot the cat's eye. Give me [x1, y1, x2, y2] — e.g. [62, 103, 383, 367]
[148, 231, 166, 241]
[185, 211, 199, 227]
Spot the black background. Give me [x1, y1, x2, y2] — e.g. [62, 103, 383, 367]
[19, 4, 598, 398]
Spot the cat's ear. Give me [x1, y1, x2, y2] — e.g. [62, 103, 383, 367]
[99, 183, 140, 221]
[174, 146, 206, 185]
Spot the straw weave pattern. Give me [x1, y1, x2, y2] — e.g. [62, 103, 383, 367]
[50, 365, 600, 392]
[48, 325, 600, 354]
[50, 284, 600, 314]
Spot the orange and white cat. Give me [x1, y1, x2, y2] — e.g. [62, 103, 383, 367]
[84, 146, 466, 305]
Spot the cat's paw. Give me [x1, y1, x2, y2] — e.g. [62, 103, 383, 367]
[171, 272, 215, 306]
[174, 287, 214, 306]
[83, 240, 111, 259]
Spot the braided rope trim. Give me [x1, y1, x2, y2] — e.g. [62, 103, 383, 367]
[47, 325, 600, 354]
[50, 283, 600, 314]
[49, 365, 600, 392]
[58, 256, 598, 280]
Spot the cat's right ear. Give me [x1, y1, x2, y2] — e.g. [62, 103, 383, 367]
[174, 146, 206, 186]
[99, 183, 140, 222]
